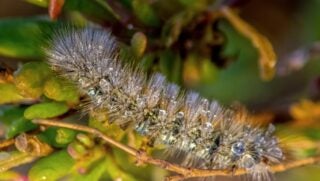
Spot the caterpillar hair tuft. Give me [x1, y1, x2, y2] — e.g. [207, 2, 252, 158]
[46, 26, 284, 181]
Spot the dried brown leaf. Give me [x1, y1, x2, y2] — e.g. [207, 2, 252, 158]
[290, 99, 320, 127]
[221, 6, 277, 80]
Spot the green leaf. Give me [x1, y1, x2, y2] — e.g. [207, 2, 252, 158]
[38, 127, 77, 148]
[131, 32, 147, 57]
[112, 147, 154, 180]
[159, 50, 182, 83]
[303, 128, 320, 140]
[0, 106, 25, 125]
[0, 107, 37, 138]
[6, 117, 38, 139]
[0, 17, 56, 59]
[28, 150, 75, 181]
[104, 154, 139, 181]
[132, 0, 160, 27]
[14, 62, 53, 98]
[0, 171, 22, 181]
[0, 84, 25, 104]
[72, 158, 110, 181]
[25, 0, 49, 7]
[302, 0, 320, 41]
[200, 58, 219, 83]
[24, 102, 69, 119]
[68, 146, 109, 180]
[88, 117, 125, 140]
[139, 53, 156, 71]
[64, 0, 120, 21]
[44, 76, 79, 105]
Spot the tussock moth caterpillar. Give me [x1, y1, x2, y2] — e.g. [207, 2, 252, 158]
[46, 27, 284, 181]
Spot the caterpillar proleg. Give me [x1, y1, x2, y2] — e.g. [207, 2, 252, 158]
[46, 27, 284, 180]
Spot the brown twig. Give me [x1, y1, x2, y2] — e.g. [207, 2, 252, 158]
[32, 119, 320, 181]
[0, 138, 15, 149]
[32, 119, 137, 156]
[0, 135, 53, 172]
[0, 152, 37, 172]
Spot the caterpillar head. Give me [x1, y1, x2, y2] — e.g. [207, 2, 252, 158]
[46, 27, 122, 107]
[46, 27, 118, 94]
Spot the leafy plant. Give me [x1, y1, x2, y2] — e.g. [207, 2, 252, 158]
[0, 0, 320, 181]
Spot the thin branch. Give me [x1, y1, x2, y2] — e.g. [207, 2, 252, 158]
[32, 119, 320, 181]
[0, 152, 36, 172]
[0, 139, 15, 149]
[271, 156, 320, 172]
[0, 135, 53, 172]
[32, 119, 137, 156]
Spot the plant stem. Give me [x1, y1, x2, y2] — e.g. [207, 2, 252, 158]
[32, 119, 320, 180]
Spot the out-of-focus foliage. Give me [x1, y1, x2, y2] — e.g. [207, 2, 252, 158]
[0, 84, 25, 104]
[0, 0, 319, 181]
[0, 18, 55, 59]
[43, 76, 79, 105]
[290, 99, 320, 126]
[28, 150, 75, 181]
[14, 62, 53, 98]
[24, 102, 69, 119]
[0, 107, 37, 138]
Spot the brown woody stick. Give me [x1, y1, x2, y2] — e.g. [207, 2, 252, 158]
[32, 119, 320, 181]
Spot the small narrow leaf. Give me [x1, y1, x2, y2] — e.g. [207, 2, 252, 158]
[24, 102, 69, 119]
[38, 127, 77, 148]
[0, 18, 56, 58]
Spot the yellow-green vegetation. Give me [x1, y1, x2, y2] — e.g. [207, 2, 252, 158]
[0, 0, 320, 181]
[14, 62, 52, 98]
[0, 83, 25, 104]
[24, 102, 69, 119]
[28, 150, 75, 181]
[43, 76, 79, 105]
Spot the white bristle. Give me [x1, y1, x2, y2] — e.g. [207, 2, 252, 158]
[46, 26, 284, 181]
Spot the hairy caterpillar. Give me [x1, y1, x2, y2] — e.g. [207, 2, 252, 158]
[46, 27, 284, 180]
